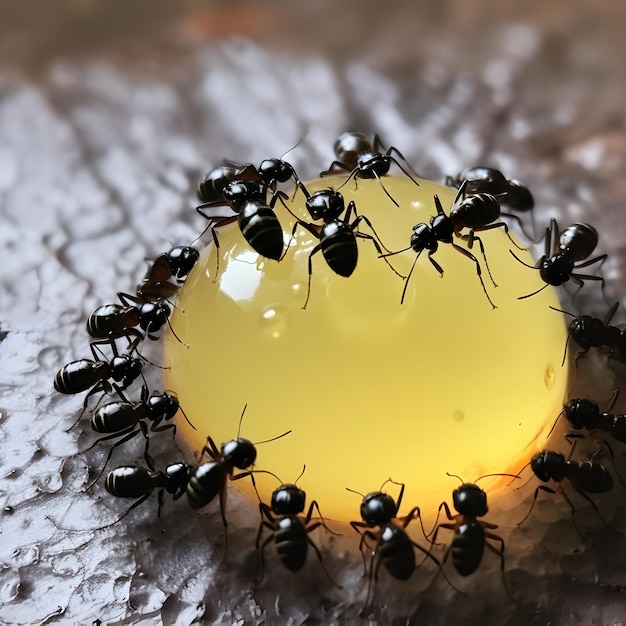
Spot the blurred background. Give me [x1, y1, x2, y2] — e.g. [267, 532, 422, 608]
[2, 1, 626, 623]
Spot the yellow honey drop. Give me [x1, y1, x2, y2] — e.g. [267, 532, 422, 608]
[164, 176, 570, 524]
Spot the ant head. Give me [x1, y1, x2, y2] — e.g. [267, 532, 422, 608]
[306, 189, 344, 221]
[167, 246, 199, 279]
[271, 483, 306, 515]
[223, 180, 265, 210]
[165, 462, 192, 492]
[110, 355, 142, 386]
[259, 158, 293, 184]
[221, 437, 257, 469]
[356, 151, 387, 178]
[563, 397, 598, 429]
[147, 391, 179, 420]
[530, 450, 564, 482]
[539, 255, 574, 285]
[138, 301, 170, 332]
[359, 491, 396, 525]
[452, 483, 488, 517]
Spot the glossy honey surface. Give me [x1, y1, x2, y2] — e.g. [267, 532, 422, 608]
[164, 175, 569, 523]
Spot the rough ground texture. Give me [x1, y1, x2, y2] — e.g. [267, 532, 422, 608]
[2, 1, 626, 624]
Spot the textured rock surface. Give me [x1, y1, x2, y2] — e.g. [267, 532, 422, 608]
[2, 1, 626, 623]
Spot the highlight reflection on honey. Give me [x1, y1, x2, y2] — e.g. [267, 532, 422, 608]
[164, 176, 569, 524]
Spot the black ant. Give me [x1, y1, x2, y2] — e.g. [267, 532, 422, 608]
[185, 405, 291, 552]
[519, 448, 618, 535]
[256, 466, 341, 586]
[54, 340, 144, 424]
[320, 131, 420, 207]
[347, 479, 441, 613]
[548, 392, 626, 445]
[104, 461, 192, 521]
[81, 384, 196, 489]
[429, 474, 515, 599]
[136, 245, 199, 302]
[512, 219, 607, 299]
[196, 179, 287, 273]
[88, 246, 196, 348]
[97, 407, 290, 545]
[446, 166, 535, 213]
[86, 300, 170, 344]
[384, 182, 523, 307]
[285, 188, 402, 309]
[551, 302, 621, 366]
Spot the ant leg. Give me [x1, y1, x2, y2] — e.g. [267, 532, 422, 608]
[372, 171, 399, 207]
[462, 232, 497, 287]
[84, 427, 142, 490]
[304, 531, 343, 588]
[272, 190, 304, 222]
[303, 243, 323, 310]
[351, 212, 395, 255]
[320, 161, 352, 177]
[517, 485, 556, 526]
[400, 251, 422, 305]
[254, 523, 275, 587]
[387, 154, 422, 187]
[199, 436, 221, 463]
[427, 251, 445, 276]
[401, 506, 430, 541]
[471, 221, 526, 251]
[305, 500, 341, 535]
[350, 523, 376, 577]
[451, 242, 496, 309]
[357, 232, 405, 279]
[483, 532, 515, 601]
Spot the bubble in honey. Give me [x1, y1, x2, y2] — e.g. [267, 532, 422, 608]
[452, 410, 465, 423]
[544, 364, 556, 390]
[260, 306, 287, 339]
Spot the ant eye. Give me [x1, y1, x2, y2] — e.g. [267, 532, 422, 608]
[165, 174, 570, 523]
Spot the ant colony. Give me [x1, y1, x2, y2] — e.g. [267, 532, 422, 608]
[54, 131, 618, 616]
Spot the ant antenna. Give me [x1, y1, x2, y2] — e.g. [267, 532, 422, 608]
[346, 486, 366, 499]
[176, 403, 197, 431]
[294, 464, 306, 485]
[254, 429, 292, 446]
[446, 472, 464, 484]
[547, 406, 567, 439]
[474, 472, 521, 483]
[236, 404, 248, 438]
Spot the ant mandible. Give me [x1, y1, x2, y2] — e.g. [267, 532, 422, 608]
[321, 131, 421, 207]
[512, 219, 607, 299]
[284, 187, 402, 309]
[256, 465, 341, 586]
